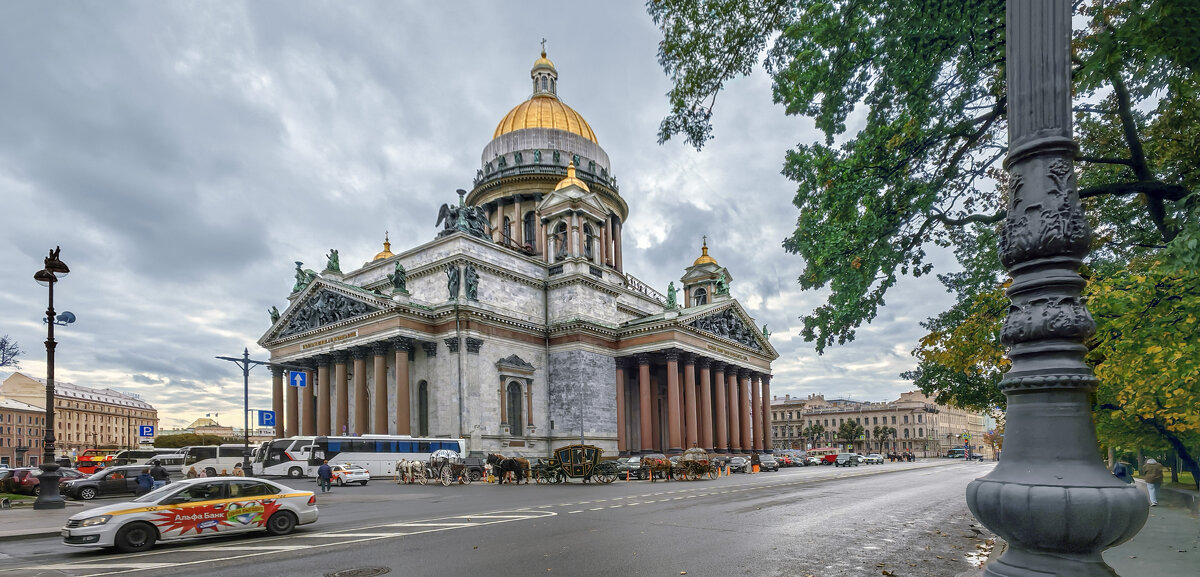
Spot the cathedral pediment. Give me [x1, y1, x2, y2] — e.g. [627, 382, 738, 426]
[683, 304, 771, 355]
[266, 282, 387, 341]
[538, 187, 607, 218]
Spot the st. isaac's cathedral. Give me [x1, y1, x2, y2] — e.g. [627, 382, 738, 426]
[258, 51, 778, 457]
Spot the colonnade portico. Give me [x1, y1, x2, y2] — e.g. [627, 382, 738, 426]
[615, 350, 771, 455]
[270, 336, 422, 438]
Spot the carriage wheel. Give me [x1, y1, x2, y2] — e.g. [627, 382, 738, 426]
[536, 470, 549, 484]
[460, 468, 472, 485]
[440, 467, 453, 487]
[416, 469, 427, 485]
[597, 473, 615, 484]
[707, 464, 718, 480]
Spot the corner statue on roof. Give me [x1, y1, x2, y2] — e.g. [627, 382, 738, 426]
[325, 249, 340, 273]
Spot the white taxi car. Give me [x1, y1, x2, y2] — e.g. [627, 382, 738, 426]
[331, 464, 370, 486]
[62, 477, 318, 552]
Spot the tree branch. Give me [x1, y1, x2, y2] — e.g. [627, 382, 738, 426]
[1077, 156, 1135, 167]
[1078, 181, 1190, 201]
[932, 211, 1007, 227]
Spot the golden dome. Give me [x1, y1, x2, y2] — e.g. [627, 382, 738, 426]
[693, 237, 718, 266]
[494, 95, 598, 143]
[533, 50, 555, 71]
[372, 232, 395, 261]
[554, 162, 590, 192]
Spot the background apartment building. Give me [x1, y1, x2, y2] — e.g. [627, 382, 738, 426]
[770, 391, 991, 458]
[0, 372, 158, 458]
[0, 398, 46, 467]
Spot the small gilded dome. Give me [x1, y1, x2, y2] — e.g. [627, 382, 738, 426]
[554, 162, 590, 192]
[372, 232, 395, 261]
[693, 238, 717, 266]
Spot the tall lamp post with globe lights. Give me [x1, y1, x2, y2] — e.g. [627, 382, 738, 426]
[33, 246, 74, 510]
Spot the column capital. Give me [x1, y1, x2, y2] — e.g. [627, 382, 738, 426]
[392, 336, 414, 351]
[697, 357, 711, 370]
[710, 360, 726, 373]
[738, 367, 751, 379]
[759, 373, 771, 385]
[663, 349, 680, 363]
[682, 352, 696, 366]
[330, 350, 349, 364]
[312, 354, 331, 365]
[271, 366, 284, 377]
[421, 341, 438, 357]
[636, 352, 652, 366]
[351, 346, 370, 360]
[371, 341, 391, 356]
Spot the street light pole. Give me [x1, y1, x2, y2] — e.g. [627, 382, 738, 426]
[216, 348, 270, 476]
[33, 246, 71, 510]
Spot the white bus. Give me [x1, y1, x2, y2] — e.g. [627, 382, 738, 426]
[252, 436, 317, 478]
[180, 444, 251, 475]
[111, 448, 181, 467]
[306, 435, 466, 478]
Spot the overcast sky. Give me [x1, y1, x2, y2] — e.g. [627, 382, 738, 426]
[0, 1, 958, 429]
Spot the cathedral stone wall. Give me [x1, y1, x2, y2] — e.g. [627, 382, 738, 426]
[547, 281, 621, 326]
[547, 349, 617, 453]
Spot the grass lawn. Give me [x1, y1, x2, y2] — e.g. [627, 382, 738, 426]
[0, 492, 34, 501]
[1134, 470, 1197, 491]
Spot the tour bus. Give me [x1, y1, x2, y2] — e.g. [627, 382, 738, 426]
[806, 447, 840, 465]
[179, 444, 250, 475]
[75, 449, 116, 474]
[305, 435, 467, 478]
[252, 436, 317, 478]
[111, 447, 181, 466]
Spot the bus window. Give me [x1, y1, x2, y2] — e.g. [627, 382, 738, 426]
[418, 442, 430, 452]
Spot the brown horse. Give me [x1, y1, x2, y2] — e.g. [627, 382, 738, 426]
[641, 456, 673, 482]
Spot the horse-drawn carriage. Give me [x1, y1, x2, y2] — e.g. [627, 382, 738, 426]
[531, 444, 619, 484]
[427, 449, 472, 486]
[672, 447, 719, 480]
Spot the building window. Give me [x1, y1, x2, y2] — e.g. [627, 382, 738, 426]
[503, 216, 512, 242]
[507, 382, 523, 431]
[541, 76, 548, 91]
[892, 416, 897, 424]
[903, 415, 909, 424]
[904, 429, 910, 438]
[523, 211, 537, 252]
[583, 223, 594, 259]
[919, 428, 924, 437]
[694, 288, 707, 305]
[554, 222, 568, 260]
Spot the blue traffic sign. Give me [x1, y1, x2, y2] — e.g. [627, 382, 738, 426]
[139, 425, 155, 437]
[289, 371, 307, 388]
[258, 410, 276, 427]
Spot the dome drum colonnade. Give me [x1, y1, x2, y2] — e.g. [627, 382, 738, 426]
[614, 351, 772, 455]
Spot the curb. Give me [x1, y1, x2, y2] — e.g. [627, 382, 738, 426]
[0, 529, 62, 541]
[1135, 479, 1200, 514]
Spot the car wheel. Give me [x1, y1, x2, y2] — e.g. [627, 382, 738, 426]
[33, 485, 40, 496]
[114, 522, 157, 553]
[468, 470, 482, 482]
[79, 487, 97, 500]
[639, 470, 648, 481]
[337, 477, 345, 486]
[288, 467, 304, 479]
[360, 481, 368, 486]
[265, 511, 298, 536]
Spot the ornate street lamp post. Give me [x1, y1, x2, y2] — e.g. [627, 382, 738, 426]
[966, 2, 1147, 575]
[33, 246, 71, 510]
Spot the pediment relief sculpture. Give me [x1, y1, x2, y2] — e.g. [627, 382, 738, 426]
[278, 289, 381, 338]
[686, 308, 763, 352]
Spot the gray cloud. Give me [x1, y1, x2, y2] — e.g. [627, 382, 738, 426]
[0, 1, 962, 427]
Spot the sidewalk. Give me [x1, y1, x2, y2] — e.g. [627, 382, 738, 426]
[1104, 498, 1198, 574]
[0, 498, 102, 540]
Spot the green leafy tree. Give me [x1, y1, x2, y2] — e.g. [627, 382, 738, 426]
[874, 426, 897, 453]
[802, 423, 825, 449]
[151, 434, 239, 449]
[838, 420, 865, 451]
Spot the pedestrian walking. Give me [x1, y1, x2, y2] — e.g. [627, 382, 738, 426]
[150, 462, 170, 489]
[197, 467, 208, 478]
[1142, 458, 1165, 506]
[135, 468, 154, 496]
[317, 459, 333, 493]
[232, 463, 245, 477]
[186, 466, 198, 479]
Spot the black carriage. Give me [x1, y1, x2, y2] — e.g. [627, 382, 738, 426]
[672, 447, 719, 480]
[532, 444, 619, 484]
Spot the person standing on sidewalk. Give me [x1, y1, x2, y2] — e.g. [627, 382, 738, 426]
[317, 459, 333, 493]
[1142, 458, 1165, 506]
[150, 462, 170, 489]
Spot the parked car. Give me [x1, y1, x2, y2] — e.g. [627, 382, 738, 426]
[329, 464, 370, 486]
[728, 456, 750, 473]
[59, 465, 148, 500]
[12, 467, 88, 495]
[865, 453, 884, 464]
[617, 455, 668, 480]
[776, 455, 794, 467]
[61, 477, 318, 552]
[462, 456, 485, 482]
[834, 453, 860, 467]
[758, 454, 780, 472]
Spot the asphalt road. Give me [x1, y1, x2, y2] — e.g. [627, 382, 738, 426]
[0, 459, 997, 577]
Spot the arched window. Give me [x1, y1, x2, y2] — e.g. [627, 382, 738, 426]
[554, 222, 568, 260]
[541, 76, 548, 91]
[903, 428, 910, 438]
[418, 381, 429, 436]
[507, 382, 523, 430]
[583, 223, 594, 259]
[502, 216, 512, 243]
[918, 427, 924, 437]
[694, 288, 707, 305]
[523, 211, 537, 252]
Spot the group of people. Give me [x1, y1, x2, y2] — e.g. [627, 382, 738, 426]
[183, 462, 246, 480]
[887, 452, 915, 462]
[132, 463, 172, 496]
